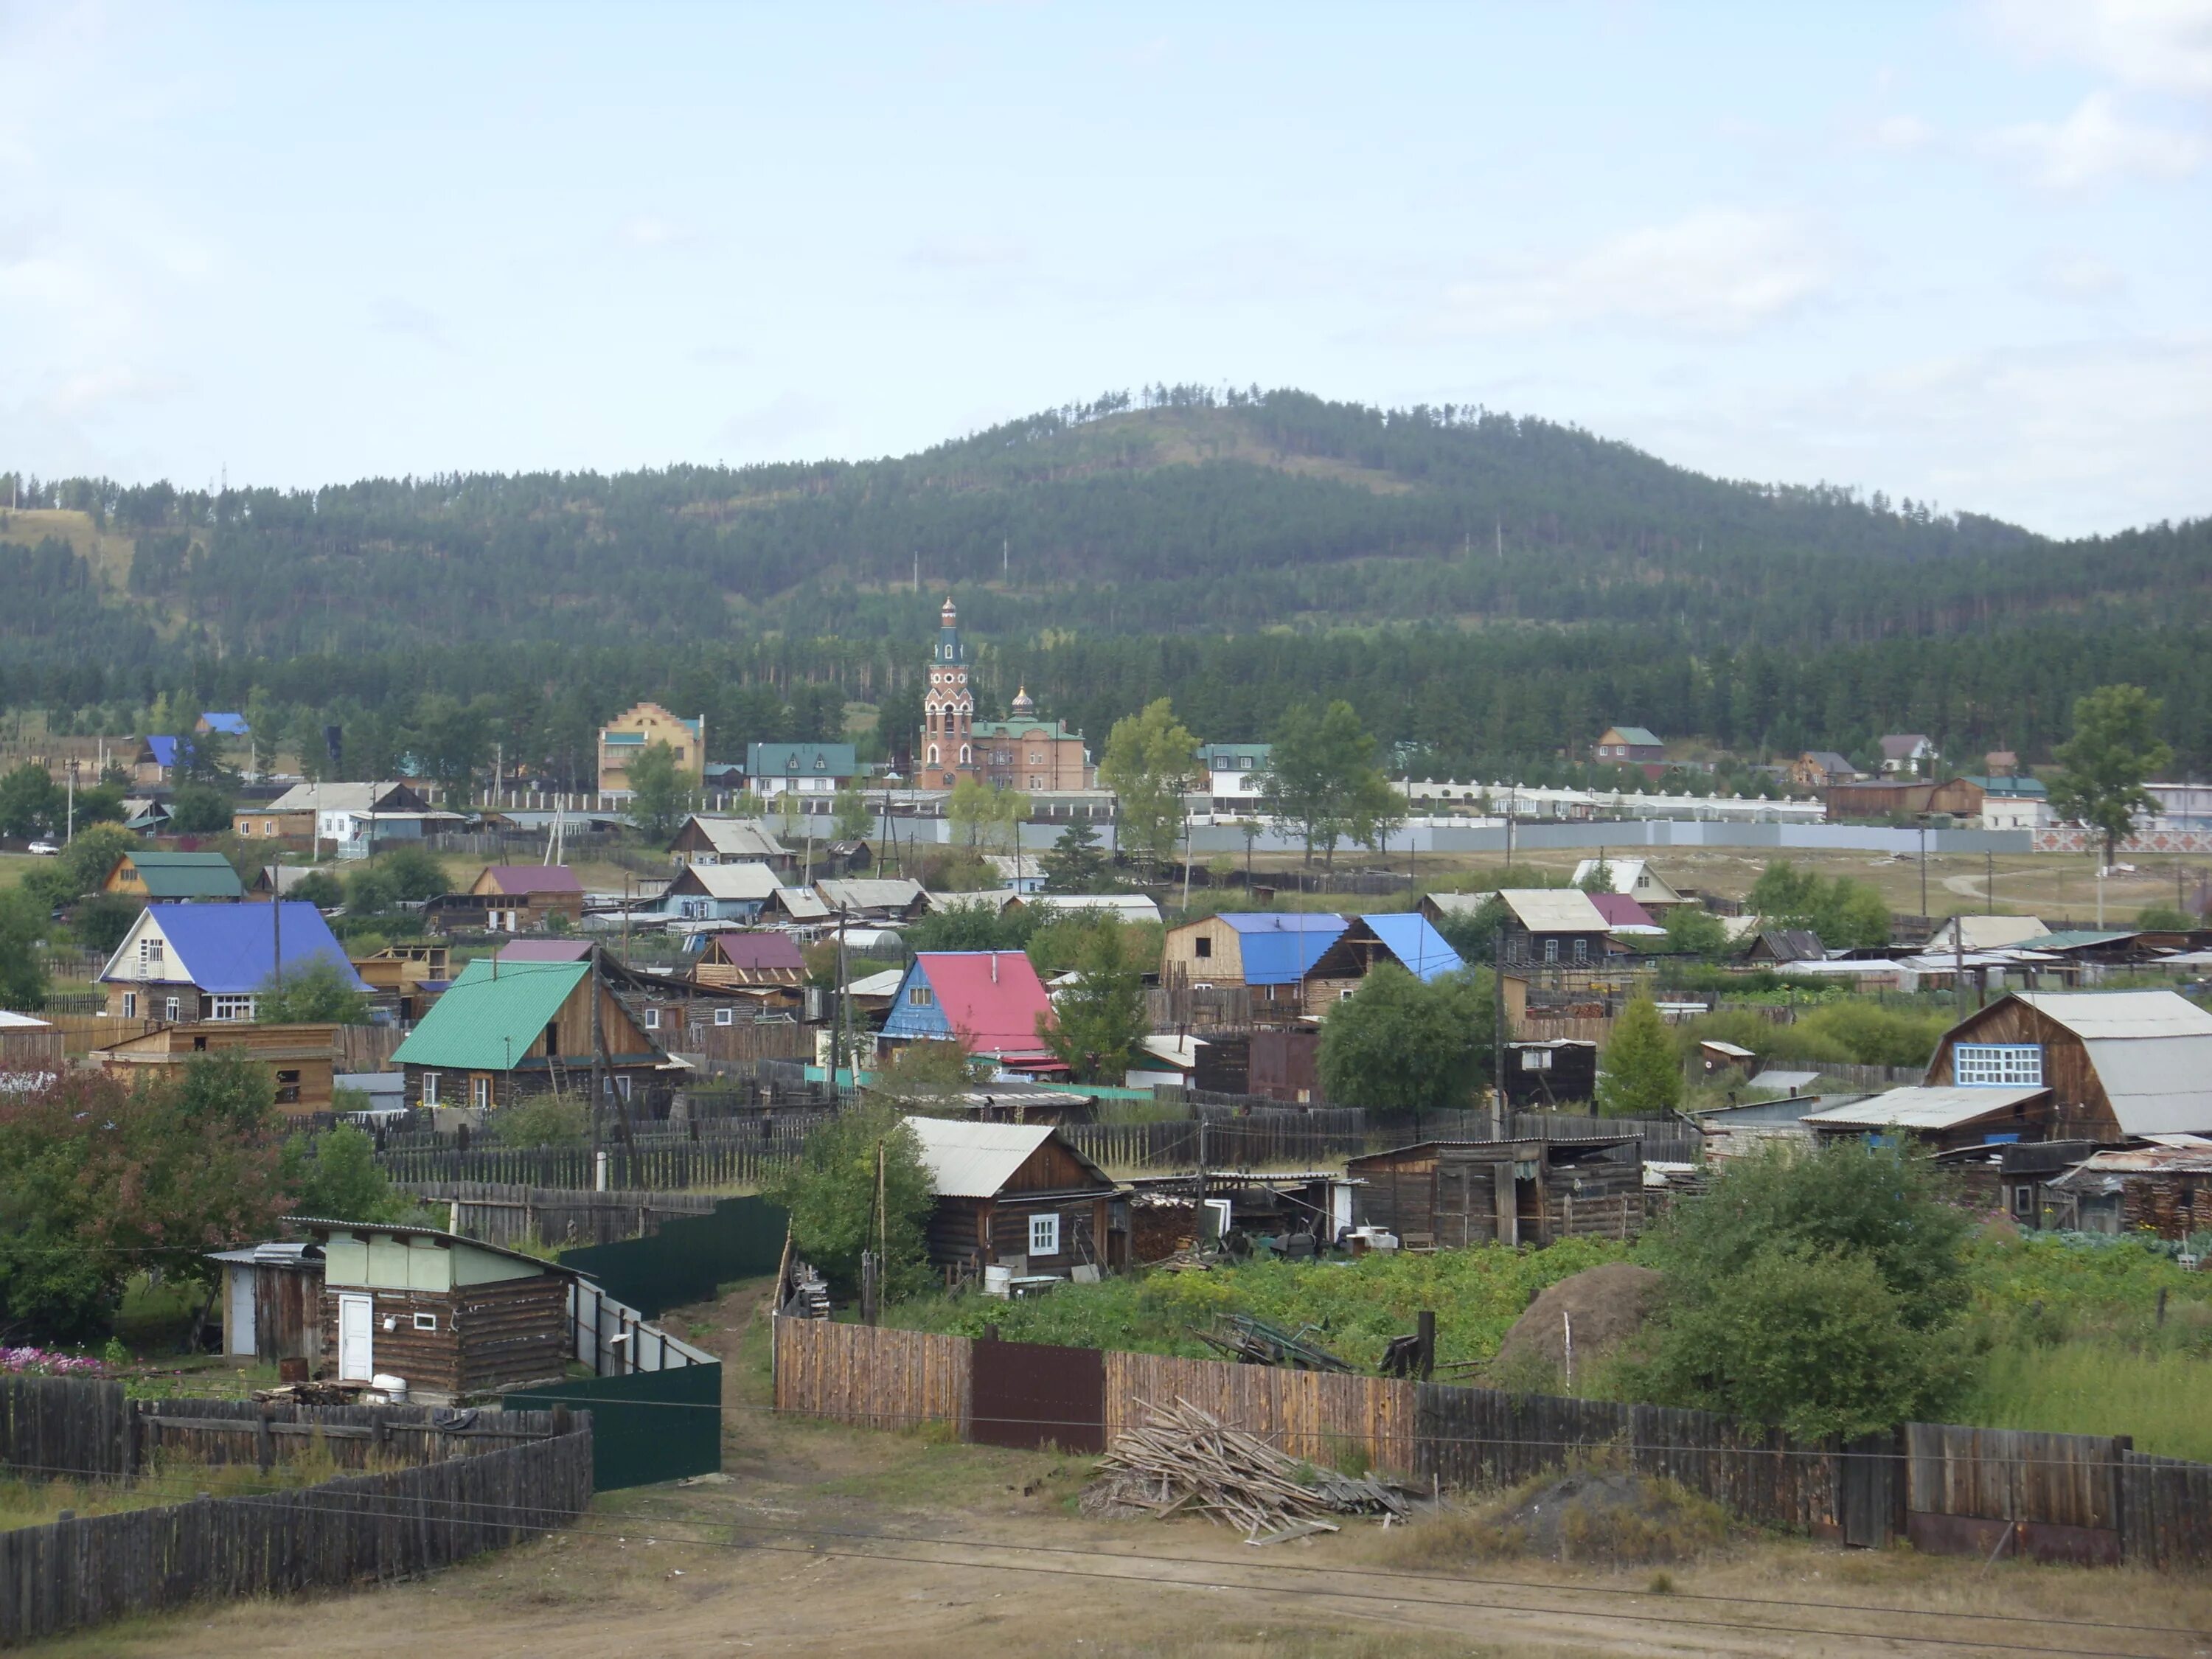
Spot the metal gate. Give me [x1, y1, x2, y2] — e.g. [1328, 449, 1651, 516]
[970, 1336, 1105, 1453]
[1837, 1431, 1899, 1548]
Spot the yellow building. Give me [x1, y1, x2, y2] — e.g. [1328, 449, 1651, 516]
[597, 703, 705, 794]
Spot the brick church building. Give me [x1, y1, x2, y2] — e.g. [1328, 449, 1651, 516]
[919, 599, 1095, 793]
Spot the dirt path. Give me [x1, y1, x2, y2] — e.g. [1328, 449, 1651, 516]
[49, 1284, 2212, 1658]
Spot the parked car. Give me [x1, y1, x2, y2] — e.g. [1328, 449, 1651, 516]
[26, 840, 59, 856]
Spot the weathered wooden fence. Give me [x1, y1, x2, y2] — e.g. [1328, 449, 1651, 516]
[376, 1132, 806, 1190]
[771, 1320, 2212, 1565]
[1065, 1117, 1372, 1171]
[334, 1023, 404, 1072]
[399, 1181, 716, 1248]
[0, 1376, 132, 1479]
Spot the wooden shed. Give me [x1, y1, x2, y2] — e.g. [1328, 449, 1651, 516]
[1346, 1135, 1645, 1249]
[904, 1116, 1124, 1281]
[285, 1216, 582, 1403]
[1924, 990, 2212, 1143]
[211, 1240, 326, 1367]
[95, 1020, 339, 1116]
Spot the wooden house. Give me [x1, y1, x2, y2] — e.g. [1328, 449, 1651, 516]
[1568, 858, 1688, 909]
[814, 877, 929, 924]
[1822, 777, 1988, 820]
[390, 952, 672, 1114]
[1791, 751, 1862, 790]
[667, 814, 795, 874]
[1161, 913, 1347, 1024]
[1801, 1085, 2063, 1152]
[1346, 1136, 1646, 1249]
[1496, 890, 1612, 969]
[2045, 1143, 2212, 1239]
[281, 1217, 582, 1402]
[904, 1116, 1123, 1279]
[94, 1021, 339, 1116]
[1300, 914, 1464, 1018]
[1501, 1039, 1599, 1107]
[101, 849, 243, 902]
[232, 780, 436, 847]
[1593, 726, 1665, 765]
[1698, 1038, 1759, 1079]
[352, 942, 452, 1021]
[1744, 928, 1827, 964]
[100, 902, 366, 1023]
[466, 865, 584, 928]
[878, 950, 1062, 1076]
[1879, 734, 1936, 777]
[692, 930, 808, 1000]
[1921, 990, 2212, 1142]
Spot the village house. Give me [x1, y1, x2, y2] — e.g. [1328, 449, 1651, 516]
[1593, 726, 1664, 765]
[390, 953, 672, 1114]
[650, 860, 781, 924]
[878, 950, 1062, 1076]
[1495, 889, 1613, 969]
[597, 702, 705, 795]
[667, 813, 795, 873]
[762, 886, 832, 928]
[1161, 912, 1348, 1023]
[1012, 893, 1164, 925]
[266, 1218, 580, 1400]
[1879, 734, 1937, 776]
[1972, 774, 2051, 831]
[130, 735, 185, 788]
[1568, 857, 1688, 909]
[1919, 990, 2212, 1143]
[1587, 891, 1665, 941]
[815, 877, 929, 924]
[747, 742, 858, 801]
[1198, 742, 1270, 814]
[101, 849, 244, 902]
[100, 902, 365, 1022]
[1500, 1038, 1599, 1107]
[424, 865, 585, 933]
[230, 780, 439, 846]
[195, 712, 251, 740]
[490, 939, 785, 1042]
[1742, 928, 1827, 965]
[1300, 914, 1464, 1018]
[1790, 750, 1863, 790]
[351, 942, 451, 1022]
[119, 796, 170, 835]
[904, 1116, 1123, 1282]
[1801, 1084, 2066, 1153]
[2045, 1143, 2212, 1239]
[94, 1020, 339, 1115]
[1347, 1135, 1646, 1249]
[1823, 776, 1988, 820]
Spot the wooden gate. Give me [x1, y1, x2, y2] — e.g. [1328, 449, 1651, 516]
[1837, 1431, 1899, 1548]
[970, 1336, 1105, 1453]
[1906, 1424, 2124, 1566]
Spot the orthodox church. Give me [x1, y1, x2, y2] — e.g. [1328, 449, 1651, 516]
[918, 598, 1095, 792]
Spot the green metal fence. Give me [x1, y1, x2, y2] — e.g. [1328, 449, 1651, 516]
[558, 1194, 790, 1317]
[509, 1363, 722, 1491]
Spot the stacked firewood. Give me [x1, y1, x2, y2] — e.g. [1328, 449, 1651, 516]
[1081, 1399, 1413, 1540]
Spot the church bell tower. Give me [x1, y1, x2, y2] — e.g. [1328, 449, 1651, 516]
[920, 596, 973, 787]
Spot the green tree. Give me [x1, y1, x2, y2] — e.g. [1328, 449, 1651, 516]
[1595, 995, 1682, 1117]
[71, 891, 142, 957]
[1037, 924, 1149, 1083]
[1262, 700, 1391, 870]
[0, 888, 49, 1008]
[830, 787, 874, 843]
[1099, 698, 1200, 872]
[256, 957, 372, 1024]
[375, 844, 451, 902]
[763, 1102, 933, 1297]
[280, 1125, 414, 1222]
[288, 869, 346, 908]
[0, 764, 59, 838]
[1430, 894, 1507, 964]
[1576, 856, 1616, 893]
[1317, 964, 1495, 1115]
[865, 1037, 986, 1103]
[1656, 902, 1728, 956]
[1040, 818, 1113, 894]
[167, 781, 234, 834]
[406, 692, 495, 796]
[625, 738, 691, 843]
[1748, 860, 1890, 950]
[946, 776, 998, 849]
[2049, 684, 2173, 867]
[489, 1091, 589, 1148]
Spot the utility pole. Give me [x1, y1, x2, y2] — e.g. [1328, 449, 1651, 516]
[65, 759, 76, 844]
[1919, 823, 1928, 922]
[1492, 920, 1508, 1139]
[1986, 849, 1994, 917]
[589, 944, 606, 1172]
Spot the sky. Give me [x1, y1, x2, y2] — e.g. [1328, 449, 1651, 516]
[2, 0, 2208, 537]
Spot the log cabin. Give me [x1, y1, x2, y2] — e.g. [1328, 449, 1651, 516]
[904, 1116, 1123, 1280]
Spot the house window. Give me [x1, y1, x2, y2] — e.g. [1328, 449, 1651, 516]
[1522, 1049, 1553, 1071]
[714, 1006, 734, 1026]
[264, 821, 276, 837]
[276, 1068, 302, 1105]
[121, 992, 137, 1018]
[2011, 1186, 2034, 1218]
[414, 1312, 439, 1332]
[1544, 939, 1559, 964]
[1572, 939, 1588, 964]
[644, 1006, 661, 1029]
[616, 1076, 632, 1100]
[1194, 936, 1212, 959]
[421, 1072, 440, 1107]
[1028, 1213, 1060, 1256]
[909, 986, 935, 1006]
[139, 937, 164, 971]
[1955, 1043, 2043, 1087]
[209, 995, 254, 1021]
[472, 1076, 491, 1110]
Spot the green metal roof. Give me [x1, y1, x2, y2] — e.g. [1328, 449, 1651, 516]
[125, 851, 245, 900]
[2028, 931, 2137, 952]
[391, 958, 588, 1072]
[1604, 726, 1663, 748]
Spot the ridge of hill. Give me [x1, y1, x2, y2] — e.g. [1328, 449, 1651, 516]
[1, 387, 2206, 673]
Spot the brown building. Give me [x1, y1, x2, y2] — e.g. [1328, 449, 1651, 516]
[1921, 990, 2212, 1144]
[905, 1116, 1124, 1281]
[1346, 1136, 1646, 1249]
[972, 689, 1096, 792]
[352, 942, 451, 1022]
[0, 1011, 64, 1085]
[2045, 1144, 2212, 1239]
[1821, 777, 1986, 819]
[281, 1218, 580, 1402]
[94, 1021, 339, 1116]
[422, 865, 585, 933]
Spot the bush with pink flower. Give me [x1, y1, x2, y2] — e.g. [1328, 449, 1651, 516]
[0, 1346, 106, 1377]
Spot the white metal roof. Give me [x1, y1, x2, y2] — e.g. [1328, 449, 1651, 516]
[1499, 889, 1610, 933]
[2018, 990, 2212, 1040]
[1941, 915, 2051, 951]
[1138, 1034, 1205, 1067]
[1423, 892, 1496, 917]
[1802, 1085, 2046, 1130]
[817, 878, 925, 911]
[902, 1116, 1059, 1197]
[1700, 1040, 1757, 1058]
[844, 969, 906, 998]
[774, 888, 831, 919]
[1023, 894, 1164, 924]
[261, 781, 419, 813]
[1750, 1069, 1823, 1093]
[929, 891, 1017, 914]
[0, 1011, 56, 1031]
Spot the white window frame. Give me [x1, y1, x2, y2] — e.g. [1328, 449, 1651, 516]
[1522, 1049, 1552, 1071]
[121, 992, 136, 1018]
[139, 936, 164, 971]
[1955, 1043, 2043, 1087]
[420, 1071, 440, 1107]
[209, 995, 255, 1022]
[471, 1076, 491, 1110]
[164, 996, 181, 1022]
[909, 986, 934, 1006]
[714, 1006, 734, 1027]
[644, 1006, 661, 1030]
[413, 1312, 439, 1332]
[1028, 1212, 1060, 1256]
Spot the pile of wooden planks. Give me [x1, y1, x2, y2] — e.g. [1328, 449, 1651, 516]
[1082, 1398, 1413, 1540]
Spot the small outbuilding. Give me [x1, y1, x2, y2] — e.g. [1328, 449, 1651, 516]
[1346, 1136, 1645, 1249]
[212, 1239, 326, 1367]
[1800, 1084, 2058, 1152]
[904, 1116, 1123, 1281]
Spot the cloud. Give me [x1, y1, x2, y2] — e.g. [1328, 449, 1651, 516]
[1441, 209, 1833, 336]
[368, 296, 453, 349]
[1985, 0, 2212, 98]
[908, 234, 1029, 269]
[689, 344, 754, 367]
[1868, 113, 1936, 150]
[46, 366, 188, 418]
[1987, 90, 2205, 187]
[617, 215, 694, 249]
[2034, 254, 2127, 298]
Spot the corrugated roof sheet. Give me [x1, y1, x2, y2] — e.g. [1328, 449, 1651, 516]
[1587, 892, 1660, 932]
[125, 851, 246, 900]
[105, 902, 365, 995]
[2019, 990, 2212, 1040]
[1214, 913, 1349, 986]
[1500, 889, 1610, 933]
[1024, 894, 1164, 923]
[495, 939, 592, 961]
[708, 932, 806, 971]
[910, 951, 1057, 1055]
[1803, 1085, 2047, 1130]
[675, 862, 782, 901]
[1357, 913, 1465, 981]
[775, 888, 831, 919]
[902, 1116, 1057, 1197]
[817, 878, 925, 912]
[844, 968, 906, 998]
[262, 782, 420, 813]
[1605, 726, 1662, 747]
[390, 958, 588, 1072]
[682, 817, 789, 858]
[1945, 916, 2051, 950]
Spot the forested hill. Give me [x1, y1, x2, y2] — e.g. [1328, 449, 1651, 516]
[3, 386, 2206, 673]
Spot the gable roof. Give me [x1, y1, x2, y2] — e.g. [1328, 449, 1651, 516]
[846, 967, 907, 999]
[704, 931, 807, 971]
[910, 951, 1057, 1057]
[1354, 913, 1465, 981]
[771, 887, 831, 920]
[143, 735, 182, 769]
[262, 781, 426, 815]
[198, 712, 250, 736]
[747, 742, 858, 776]
[1802, 751, 1856, 773]
[1941, 915, 2051, 951]
[390, 958, 590, 1072]
[1211, 913, 1350, 985]
[280, 1215, 582, 1278]
[671, 862, 782, 902]
[1587, 892, 1662, 933]
[1982, 992, 2212, 1136]
[1020, 894, 1162, 924]
[678, 816, 789, 859]
[1750, 928, 1827, 962]
[102, 902, 364, 995]
[494, 939, 594, 962]
[816, 877, 925, 914]
[120, 851, 246, 900]
[1499, 889, 1610, 933]
[476, 865, 583, 897]
[900, 1115, 1111, 1198]
[1879, 734, 1933, 759]
[1803, 1085, 2046, 1131]
[1602, 726, 1662, 748]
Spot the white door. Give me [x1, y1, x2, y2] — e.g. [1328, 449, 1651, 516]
[338, 1293, 374, 1382]
[226, 1267, 257, 1358]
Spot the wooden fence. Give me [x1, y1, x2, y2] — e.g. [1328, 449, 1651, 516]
[376, 1132, 807, 1191]
[771, 1320, 2212, 1566]
[0, 1415, 591, 1646]
[399, 1181, 717, 1248]
[1065, 1118, 1373, 1172]
[335, 1023, 404, 1072]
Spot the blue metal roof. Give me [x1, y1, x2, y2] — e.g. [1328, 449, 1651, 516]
[109, 902, 366, 995]
[198, 712, 251, 736]
[1359, 913, 1464, 982]
[1216, 913, 1349, 986]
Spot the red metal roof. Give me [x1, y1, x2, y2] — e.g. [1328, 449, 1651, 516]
[917, 950, 1057, 1058]
[708, 932, 807, 971]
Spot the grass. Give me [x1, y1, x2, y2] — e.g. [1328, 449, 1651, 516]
[0, 1437, 408, 1532]
[1963, 1342, 2212, 1460]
